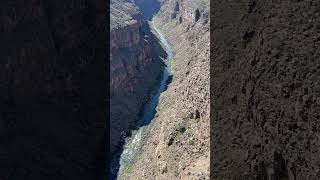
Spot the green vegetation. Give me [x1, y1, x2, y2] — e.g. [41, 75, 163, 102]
[151, 17, 175, 75]
[174, 169, 179, 177]
[167, 58, 175, 74]
[175, 122, 186, 134]
[188, 138, 195, 145]
[120, 163, 134, 178]
[119, 160, 136, 178]
[161, 165, 168, 174]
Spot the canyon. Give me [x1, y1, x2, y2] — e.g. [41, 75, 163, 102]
[111, 0, 210, 179]
[113, 0, 320, 179]
[3, 0, 319, 179]
[110, 0, 165, 178]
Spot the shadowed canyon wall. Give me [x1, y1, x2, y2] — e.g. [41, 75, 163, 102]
[110, 0, 163, 156]
[119, 0, 210, 179]
[0, 0, 106, 179]
[212, 0, 320, 179]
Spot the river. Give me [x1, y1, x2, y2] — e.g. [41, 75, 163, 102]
[111, 20, 173, 179]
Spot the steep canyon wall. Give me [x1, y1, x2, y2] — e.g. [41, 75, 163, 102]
[110, 0, 163, 156]
[120, 0, 210, 179]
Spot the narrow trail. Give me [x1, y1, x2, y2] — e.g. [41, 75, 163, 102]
[114, 20, 173, 179]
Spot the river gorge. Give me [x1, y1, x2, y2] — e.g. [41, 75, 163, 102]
[114, 20, 173, 180]
[110, 0, 209, 179]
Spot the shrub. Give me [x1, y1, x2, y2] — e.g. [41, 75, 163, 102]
[176, 123, 186, 134]
[188, 138, 195, 145]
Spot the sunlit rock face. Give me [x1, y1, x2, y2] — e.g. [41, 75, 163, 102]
[155, 0, 209, 25]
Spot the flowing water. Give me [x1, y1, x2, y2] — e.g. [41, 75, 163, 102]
[111, 20, 173, 179]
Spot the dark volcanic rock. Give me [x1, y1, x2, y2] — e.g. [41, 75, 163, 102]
[212, 0, 320, 179]
[0, 0, 106, 179]
[110, 0, 163, 156]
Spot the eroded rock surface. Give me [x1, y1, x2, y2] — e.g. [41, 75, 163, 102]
[110, 0, 163, 156]
[119, 0, 210, 179]
[212, 0, 320, 179]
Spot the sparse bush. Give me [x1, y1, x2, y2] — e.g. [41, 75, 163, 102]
[188, 138, 195, 145]
[176, 123, 186, 134]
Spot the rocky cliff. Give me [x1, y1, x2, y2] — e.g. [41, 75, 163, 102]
[120, 0, 210, 179]
[0, 0, 106, 179]
[212, 0, 320, 179]
[110, 0, 163, 157]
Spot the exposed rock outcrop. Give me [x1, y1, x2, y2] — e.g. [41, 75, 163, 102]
[212, 0, 320, 179]
[119, 0, 210, 179]
[0, 0, 106, 179]
[110, 0, 163, 157]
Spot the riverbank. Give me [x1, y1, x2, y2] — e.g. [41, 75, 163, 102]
[109, 17, 166, 179]
[115, 0, 210, 178]
[110, 0, 165, 170]
[116, 18, 174, 179]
